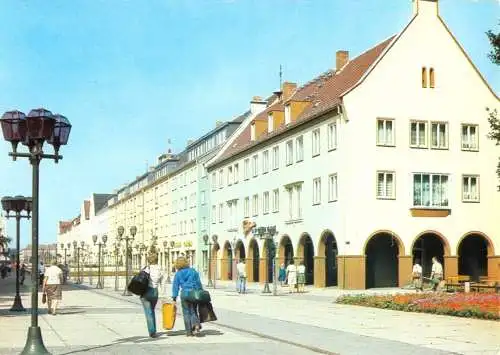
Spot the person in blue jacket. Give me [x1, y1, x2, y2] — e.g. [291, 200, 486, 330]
[171, 256, 202, 336]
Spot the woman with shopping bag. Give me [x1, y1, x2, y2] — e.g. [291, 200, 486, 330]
[139, 253, 164, 338]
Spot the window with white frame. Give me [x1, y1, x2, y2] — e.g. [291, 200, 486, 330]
[286, 140, 293, 165]
[211, 172, 216, 190]
[410, 121, 427, 148]
[287, 188, 294, 220]
[244, 158, 250, 180]
[328, 174, 338, 202]
[252, 155, 259, 177]
[376, 171, 395, 199]
[201, 216, 207, 231]
[462, 175, 479, 202]
[262, 150, 269, 174]
[234, 163, 239, 183]
[296, 135, 304, 162]
[252, 194, 259, 216]
[272, 189, 279, 212]
[413, 173, 449, 208]
[327, 122, 337, 150]
[285, 183, 303, 220]
[376, 118, 394, 146]
[285, 104, 291, 124]
[218, 169, 224, 188]
[211, 205, 216, 224]
[263, 191, 270, 214]
[296, 184, 302, 218]
[312, 128, 321, 156]
[244, 197, 250, 217]
[218, 203, 224, 223]
[272, 146, 279, 170]
[200, 190, 206, 205]
[228, 166, 233, 185]
[313, 177, 321, 205]
[431, 122, 448, 149]
[461, 124, 479, 151]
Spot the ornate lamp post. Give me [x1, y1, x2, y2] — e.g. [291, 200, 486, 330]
[253, 225, 278, 295]
[1, 108, 71, 355]
[92, 234, 107, 289]
[1, 195, 32, 312]
[139, 243, 147, 267]
[163, 240, 172, 283]
[203, 235, 218, 288]
[113, 236, 122, 292]
[119, 226, 136, 296]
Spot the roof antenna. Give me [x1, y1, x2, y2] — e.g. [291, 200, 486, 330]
[167, 138, 172, 154]
[273, 64, 283, 100]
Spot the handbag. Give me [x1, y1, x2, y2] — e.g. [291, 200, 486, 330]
[127, 267, 150, 296]
[182, 288, 211, 304]
[42, 292, 47, 304]
[198, 302, 217, 323]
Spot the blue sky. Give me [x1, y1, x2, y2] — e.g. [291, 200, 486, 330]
[0, 0, 498, 249]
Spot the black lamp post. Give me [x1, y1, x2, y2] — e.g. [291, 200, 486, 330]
[203, 235, 218, 288]
[73, 241, 85, 284]
[253, 225, 278, 295]
[119, 226, 136, 296]
[1, 195, 32, 312]
[113, 238, 121, 292]
[92, 234, 107, 289]
[1, 108, 71, 355]
[163, 240, 172, 283]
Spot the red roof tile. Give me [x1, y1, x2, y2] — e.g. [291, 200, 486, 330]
[209, 36, 395, 167]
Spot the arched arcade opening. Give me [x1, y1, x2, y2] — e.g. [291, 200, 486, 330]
[365, 232, 401, 288]
[297, 233, 314, 285]
[458, 233, 493, 282]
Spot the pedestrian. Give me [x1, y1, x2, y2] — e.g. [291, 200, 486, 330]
[172, 256, 202, 337]
[286, 259, 297, 293]
[412, 259, 423, 292]
[278, 263, 286, 286]
[236, 259, 247, 294]
[430, 257, 444, 292]
[140, 253, 164, 338]
[20, 263, 26, 285]
[297, 261, 306, 293]
[42, 260, 63, 315]
[38, 262, 45, 286]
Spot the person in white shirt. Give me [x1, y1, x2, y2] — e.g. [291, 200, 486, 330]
[412, 259, 423, 292]
[286, 260, 297, 293]
[236, 259, 247, 294]
[141, 253, 164, 338]
[430, 257, 444, 291]
[42, 260, 63, 315]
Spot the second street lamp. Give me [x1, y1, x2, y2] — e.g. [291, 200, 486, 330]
[1, 108, 71, 355]
[92, 234, 107, 289]
[163, 240, 172, 283]
[253, 225, 278, 295]
[119, 226, 136, 296]
[1, 195, 32, 312]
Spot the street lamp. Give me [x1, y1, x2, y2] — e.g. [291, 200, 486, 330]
[92, 234, 107, 289]
[253, 225, 278, 295]
[113, 236, 122, 292]
[163, 240, 172, 283]
[118, 225, 136, 296]
[203, 235, 218, 288]
[139, 243, 147, 267]
[1, 108, 71, 355]
[1, 195, 32, 312]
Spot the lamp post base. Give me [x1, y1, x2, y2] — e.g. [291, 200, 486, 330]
[207, 279, 213, 288]
[10, 294, 26, 312]
[96, 282, 102, 289]
[20, 326, 50, 355]
[262, 282, 271, 294]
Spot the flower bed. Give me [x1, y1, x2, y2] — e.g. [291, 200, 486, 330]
[336, 293, 499, 320]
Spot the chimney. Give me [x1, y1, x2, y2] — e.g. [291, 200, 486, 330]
[335, 50, 349, 72]
[412, 0, 438, 17]
[282, 82, 297, 101]
[250, 96, 267, 114]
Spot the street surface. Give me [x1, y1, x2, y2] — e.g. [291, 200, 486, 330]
[0, 274, 498, 354]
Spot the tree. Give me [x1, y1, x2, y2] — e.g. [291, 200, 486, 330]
[486, 23, 500, 190]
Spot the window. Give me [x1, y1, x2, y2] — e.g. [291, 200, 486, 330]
[413, 173, 449, 208]
[429, 68, 435, 88]
[262, 150, 269, 174]
[200, 191, 206, 205]
[296, 136, 304, 162]
[228, 166, 233, 185]
[328, 174, 338, 202]
[313, 177, 321, 205]
[252, 194, 259, 216]
[296, 184, 302, 218]
[312, 128, 320, 156]
[410, 121, 427, 148]
[218, 169, 224, 188]
[211, 172, 216, 190]
[234, 163, 239, 183]
[377, 119, 394, 146]
[462, 175, 479, 202]
[461, 124, 479, 151]
[218, 203, 224, 223]
[272, 146, 279, 170]
[272, 189, 279, 212]
[376, 171, 395, 199]
[287, 188, 294, 220]
[431, 122, 448, 149]
[422, 67, 427, 88]
[286, 141, 293, 165]
[244, 197, 250, 217]
[252, 155, 259, 177]
[211, 205, 216, 224]
[244, 159, 250, 180]
[263, 191, 270, 214]
[285, 104, 291, 124]
[327, 123, 337, 150]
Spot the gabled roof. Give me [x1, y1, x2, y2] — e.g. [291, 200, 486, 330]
[209, 36, 395, 167]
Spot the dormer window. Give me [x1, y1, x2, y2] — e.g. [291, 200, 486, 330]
[268, 113, 274, 133]
[250, 122, 256, 141]
[285, 104, 291, 125]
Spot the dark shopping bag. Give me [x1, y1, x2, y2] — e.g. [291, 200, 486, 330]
[198, 302, 217, 323]
[182, 289, 211, 304]
[127, 267, 150, 296]
[42, 292, 47, 304]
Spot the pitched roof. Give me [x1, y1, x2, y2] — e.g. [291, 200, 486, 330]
[210, 36, 395, 167]
[93, 193, 115, 215]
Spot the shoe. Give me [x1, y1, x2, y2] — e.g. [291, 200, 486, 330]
[194, 325, 201, 335]
[186, 332, 194, 337]
[149, 332, 158, 338]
